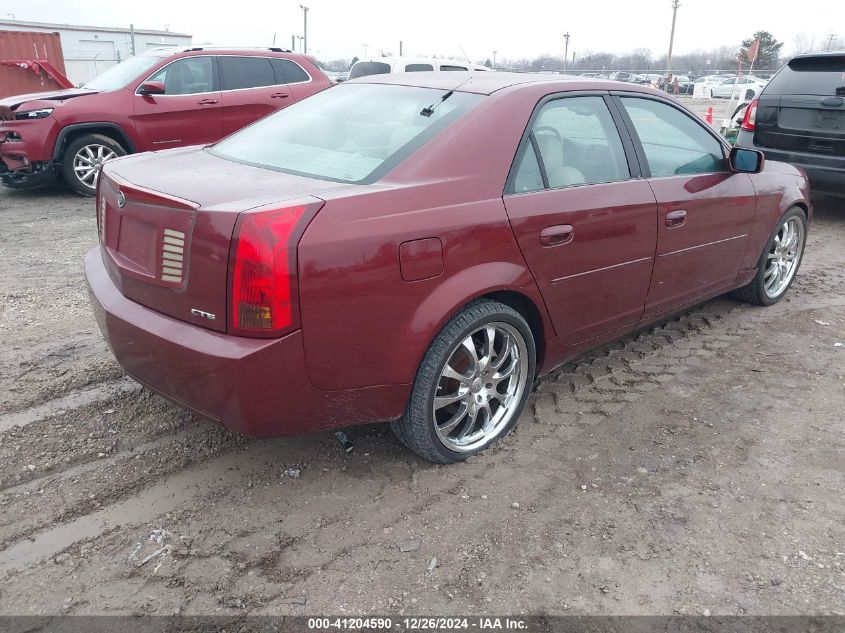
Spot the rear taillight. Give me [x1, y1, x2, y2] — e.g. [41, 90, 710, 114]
[741, 99, 758, 131]
[229, 201, 322, 337]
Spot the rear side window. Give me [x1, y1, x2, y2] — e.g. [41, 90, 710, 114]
[440, 65, 468, 71]
[270, 58, 310, 83]
[621, 97, 725, 177]
[148, 56, 215, 95]
[349, 61, 391, 79]
[765, 55, 845, 95]
[219, 57, 276, 90]
[510, 96, 630, 193]
[405, 63, 434, 72]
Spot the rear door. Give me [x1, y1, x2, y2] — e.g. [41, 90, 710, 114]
[753, 54, 845, 157]
[132, 55, 223, 151]
[615, 95, 756, 317]
[503, 93, 658, 345]
[218, 56, 284, 135]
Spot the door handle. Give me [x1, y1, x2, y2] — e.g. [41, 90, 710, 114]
[270, 92, 290, 99]
[820, 97, 843, 107]
[539, 224, 574, 247]
[665, 209, 687, 228]
[197, 98, 218, 105]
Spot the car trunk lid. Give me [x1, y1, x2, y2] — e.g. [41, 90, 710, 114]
[98, 147, 355, 333]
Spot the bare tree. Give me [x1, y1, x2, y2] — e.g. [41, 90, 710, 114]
[792, 32, 817, 54]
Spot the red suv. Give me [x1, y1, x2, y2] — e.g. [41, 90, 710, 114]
[0, 47, 331, 195]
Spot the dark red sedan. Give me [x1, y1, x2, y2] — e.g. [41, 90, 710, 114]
[85, 72, 811, 463]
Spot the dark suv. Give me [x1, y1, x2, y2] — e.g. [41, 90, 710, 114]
[0, 47, 331, 195]
[736, 52, 845, 197]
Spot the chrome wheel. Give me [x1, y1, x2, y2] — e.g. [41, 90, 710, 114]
[764, 216, 804, 299]
[72, 144, 117, 188]
[432, 322, 529, 453]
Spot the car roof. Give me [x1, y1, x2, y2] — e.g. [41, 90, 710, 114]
[346, 70, 656, 96]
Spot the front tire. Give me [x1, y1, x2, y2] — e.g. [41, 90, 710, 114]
[392, 299, 536, 464]
[732, 207, 807, 306]
[62, 134, 125, 196]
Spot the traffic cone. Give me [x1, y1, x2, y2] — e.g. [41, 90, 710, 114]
[705, 107, 713, 124]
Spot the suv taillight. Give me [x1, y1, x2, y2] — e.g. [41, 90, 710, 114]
[229, 201, 322, 337]
[741, 99, 759, 131]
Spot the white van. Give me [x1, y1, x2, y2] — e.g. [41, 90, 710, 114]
[348, 57, 491, 79]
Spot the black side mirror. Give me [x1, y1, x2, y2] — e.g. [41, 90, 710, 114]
[729, 147, 764, 173]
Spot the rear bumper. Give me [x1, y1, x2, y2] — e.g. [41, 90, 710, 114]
[84, 247, 409, 436]
[736, 130, 845, 196]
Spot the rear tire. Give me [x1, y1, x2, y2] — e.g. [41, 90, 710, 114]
[392, 299, 536, 464]
[732, 207, 807, 306]
[62, 133, 125, 197]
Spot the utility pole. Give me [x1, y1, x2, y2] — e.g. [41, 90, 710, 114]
[299, 5, 309, 55]
[292, 35, 296, 51]
[129, 23, 136, 56]
[399, 41, 403, 56]
[666, 0, 680, 91]
[563, 32, 570, 74]
[492, 50, 497, 69]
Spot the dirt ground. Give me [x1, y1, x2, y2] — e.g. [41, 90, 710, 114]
[0, 183, 843, 617]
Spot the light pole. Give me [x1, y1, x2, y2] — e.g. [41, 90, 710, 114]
[666, 0, 680, 91]
[299, 5, 309, 55]
[492, 50, 497, 69]
[295, 36, 304, 53]
[563, 32, 570, 74]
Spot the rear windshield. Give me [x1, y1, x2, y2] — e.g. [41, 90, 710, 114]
[765, 55, 845, 95]
[209, 83, 483, 184]
[348, 61, 391, 79]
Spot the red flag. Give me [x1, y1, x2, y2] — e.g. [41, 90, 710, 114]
[747, 39, 760, 63]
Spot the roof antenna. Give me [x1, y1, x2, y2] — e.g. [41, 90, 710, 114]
[420, 76, 474, 117]
[459, 45, 472, 66]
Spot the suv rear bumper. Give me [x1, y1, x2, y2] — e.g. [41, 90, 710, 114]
[84, 247, 409, 437]
[736, 129, 845, 196]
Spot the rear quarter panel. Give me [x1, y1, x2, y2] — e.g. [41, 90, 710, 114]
[297, 87, 557, 391]
[741, 160, 812, 271]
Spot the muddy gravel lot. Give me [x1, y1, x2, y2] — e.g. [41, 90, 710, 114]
[0, 184, 843, 617]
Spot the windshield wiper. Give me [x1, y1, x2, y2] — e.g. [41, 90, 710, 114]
[420, 77, 474, 117]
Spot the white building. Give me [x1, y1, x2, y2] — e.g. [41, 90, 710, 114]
[0, 19, 191, 85]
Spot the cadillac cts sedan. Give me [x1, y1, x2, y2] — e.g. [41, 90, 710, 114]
[85, 73, 811, 463]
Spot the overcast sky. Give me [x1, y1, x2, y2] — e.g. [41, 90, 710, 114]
[2, 0, 843, 61]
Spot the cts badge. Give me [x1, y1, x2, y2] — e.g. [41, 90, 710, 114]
[117, 190, 126, 208]
[190, 309, 216, 321]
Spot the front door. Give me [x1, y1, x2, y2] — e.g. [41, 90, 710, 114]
[615, 95, 757, 317]
[132, 56, 222, 152]
[503, 94, 658, 345]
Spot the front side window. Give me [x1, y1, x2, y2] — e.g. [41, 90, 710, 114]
[510, 95, 630, 193]
[405, 63, 434, 72]
[210, 83, 483, 183]
[620, 97, 725, 177]
[440, 65, 468, 71]
[147, 56, 215, 95]
[220, 56, 276, 90]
